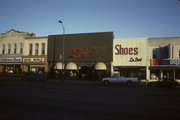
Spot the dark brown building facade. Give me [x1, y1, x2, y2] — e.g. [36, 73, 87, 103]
[48, 32, 113, 80]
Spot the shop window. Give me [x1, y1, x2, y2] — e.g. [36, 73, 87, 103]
[175, 70, 180, 79]
[2, 44, 5, 54]
[29, 43, 33, 55]
[42, 43, 45, 55]
[20, 43, 23, 54]
[8, 44, 10, 54]
[35, 43, 39, 55]
[14, 43, 17, 54]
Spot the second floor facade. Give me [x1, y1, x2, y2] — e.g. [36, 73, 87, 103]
[0, 29, 47, 57]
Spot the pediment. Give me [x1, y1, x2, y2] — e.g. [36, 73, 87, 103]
[6, 29, 21, 35]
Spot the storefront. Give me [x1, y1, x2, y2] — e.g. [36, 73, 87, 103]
[48, 32, 113, 80]
[0, 56, 22, 74]
[150, 59, 180, 80]
[112, 38, 147, 80]
[22, 56, 48, 73]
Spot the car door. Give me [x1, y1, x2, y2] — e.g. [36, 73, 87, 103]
[119, 76, 127, 83]
[111, 74, 119, 83]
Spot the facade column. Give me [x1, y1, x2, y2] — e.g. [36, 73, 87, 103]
[174, 69, 176, 80]
[146, 65, 150, 83]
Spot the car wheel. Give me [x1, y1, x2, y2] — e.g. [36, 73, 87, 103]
[104, 81, 110, 85]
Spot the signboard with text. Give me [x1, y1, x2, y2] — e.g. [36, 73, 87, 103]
[0, 56, 22, 63]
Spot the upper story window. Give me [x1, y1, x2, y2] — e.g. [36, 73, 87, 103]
[20, 43, 23, 54]
[35, 43, 39, 55]
[42, 43, 45, 55]
[29, 43, 33, 55]
[8, 44, 11, 54]
[14, 43, 17, 54]
[2, 44, 5, 54]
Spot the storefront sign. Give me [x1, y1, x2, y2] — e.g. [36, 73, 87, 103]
[129, 57, 142, 62]
[23, 58, 45, 63]
[72, 48, 99, 58]
[0, 56, 22, 63]
[170, 59, 180, 65]
[151, 59, 180, 66]
[115, 45, 138, 55]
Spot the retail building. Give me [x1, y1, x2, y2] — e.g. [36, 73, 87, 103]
[22, 37, 48, 73]
[48, 32, 113, 80]
[112, 38, 148, 80]
[0, 29, 34, 73]
[0, 29, 48, 74]
[112, 37, 180, 81]
[147, 37, 180, 81]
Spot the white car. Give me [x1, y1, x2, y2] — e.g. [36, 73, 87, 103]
[102, 74, 139, 85]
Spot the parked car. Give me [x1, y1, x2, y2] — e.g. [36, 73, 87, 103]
[102, 74, 139, 85]
[22, 73, 48, 82]
[148, 80, 179, 88]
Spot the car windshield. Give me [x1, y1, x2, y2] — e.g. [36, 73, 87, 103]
[112, 74, 118, 78]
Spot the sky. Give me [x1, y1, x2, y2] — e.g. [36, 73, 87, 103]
[0, 0, 180, 38]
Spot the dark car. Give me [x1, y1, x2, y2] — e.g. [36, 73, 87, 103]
[22, 73, 48, 82]
[148, 80, 179, 88]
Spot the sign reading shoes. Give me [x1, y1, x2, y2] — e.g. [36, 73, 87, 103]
[115, 45, 138, 55]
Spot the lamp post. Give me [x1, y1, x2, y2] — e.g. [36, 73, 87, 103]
[58, 20, 65, 80]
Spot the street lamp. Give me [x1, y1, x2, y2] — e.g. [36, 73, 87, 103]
[58, 20, 65, 80]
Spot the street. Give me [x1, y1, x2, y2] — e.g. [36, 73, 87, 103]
[0, 78, 180, 120]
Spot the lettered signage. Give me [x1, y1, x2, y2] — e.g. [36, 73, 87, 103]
[115, 44, 142, 62]
[23, 58, 45, 63]
[0, 57, 22, 63]
[115, 45, 138, 55]
[72, 48, 99, 58]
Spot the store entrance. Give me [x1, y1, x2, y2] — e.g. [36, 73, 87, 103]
[162, 70, 174, 81]
[79, 66, 93, 80]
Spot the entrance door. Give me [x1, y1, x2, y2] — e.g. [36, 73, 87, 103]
[162, 70, 174, 81]
[79, 66, 92, 80]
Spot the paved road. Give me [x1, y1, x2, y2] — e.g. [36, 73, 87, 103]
[0, 78, 180, 120]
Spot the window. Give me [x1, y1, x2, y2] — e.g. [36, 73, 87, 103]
[14, 43, 17, 54]
[42, 43, 45, 55]
[8, 44, 11, 54]
[20, 43, 23, 54]
[2, 44, 5, 54]
[29, 43, 33, 55]
[35, 43, 39, 55]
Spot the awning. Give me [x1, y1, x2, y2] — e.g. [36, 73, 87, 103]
[149, 66, 180, 70]
[54, 62, 64, 70]
[65, 62, 78, 70]
[94, 62, 107, 70]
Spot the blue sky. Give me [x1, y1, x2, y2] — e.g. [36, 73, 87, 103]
[0, 0, 180, 38]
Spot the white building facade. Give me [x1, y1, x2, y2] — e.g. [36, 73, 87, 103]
[0, 29, 34, 73]
[112, 38, 148, 80]
[147, 37, 180, 81]
[22, 37, 48, 73]
[0, 29, 48, 74]
[112, 37, 180, 81]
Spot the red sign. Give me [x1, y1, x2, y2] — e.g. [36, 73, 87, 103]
[72, 48, 99, 58]
[115, 45, 138, 55]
